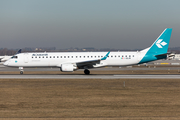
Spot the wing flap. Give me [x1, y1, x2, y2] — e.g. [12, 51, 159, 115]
[76, 59, 101, 68]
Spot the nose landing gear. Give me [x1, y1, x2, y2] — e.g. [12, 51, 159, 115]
[20, 71, 23, 74]
[19, 67, 24, 74]
[84, 69, 90, 75]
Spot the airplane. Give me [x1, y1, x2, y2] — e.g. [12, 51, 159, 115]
[4, 28, 172, 75]
[0, 49, 22, 63]
[0, 56, 12, 62]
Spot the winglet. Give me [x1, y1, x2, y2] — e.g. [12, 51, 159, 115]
[101, 51, 110, 60]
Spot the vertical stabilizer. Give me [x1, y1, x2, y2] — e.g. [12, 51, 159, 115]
[139, 28, 172, 64]
[146, 28, 172, 55]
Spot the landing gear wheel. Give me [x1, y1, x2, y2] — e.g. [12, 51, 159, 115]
[20, 71, 23, 74]
[19, 67, 24, 75]
[84, 69, 90, 75]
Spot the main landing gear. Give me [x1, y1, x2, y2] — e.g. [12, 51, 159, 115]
[84, 69, 90, 75]
[19, 67, 24, 74]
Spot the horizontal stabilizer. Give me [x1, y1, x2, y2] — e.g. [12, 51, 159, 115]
[155, 52, 172, 57]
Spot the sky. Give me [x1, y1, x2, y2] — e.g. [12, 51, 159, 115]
[0, 0, 180, 50]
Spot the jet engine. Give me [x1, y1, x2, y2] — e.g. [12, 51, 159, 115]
[60, 64, 77, 72]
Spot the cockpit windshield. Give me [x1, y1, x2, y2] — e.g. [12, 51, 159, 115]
[11, 56, 18, 59]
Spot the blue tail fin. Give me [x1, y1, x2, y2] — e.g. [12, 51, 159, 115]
[146, 28, 172, 55]
[139, 28, 172, 64]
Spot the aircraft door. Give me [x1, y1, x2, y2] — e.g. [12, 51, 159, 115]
[24, 53, 29, 63]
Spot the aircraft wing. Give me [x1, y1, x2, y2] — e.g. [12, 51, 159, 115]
[57, 51, 110, 69]
[0, 56, 12, 62]
[75, 51, 110, 69]
[0, 57, 3, 62]
[76, 59, 101, 68]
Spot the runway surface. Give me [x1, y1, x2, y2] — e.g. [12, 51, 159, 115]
[1, 64, 180, 79]
[1, 74, 180, 79]
[1, 64, 180, 71]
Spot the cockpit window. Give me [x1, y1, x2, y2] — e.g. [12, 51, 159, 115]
[11, 56, 18, 59]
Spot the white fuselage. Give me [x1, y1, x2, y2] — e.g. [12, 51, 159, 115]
[4, 51, 145, 69]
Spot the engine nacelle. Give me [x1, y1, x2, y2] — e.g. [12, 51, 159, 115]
[60, 64, 76, 72]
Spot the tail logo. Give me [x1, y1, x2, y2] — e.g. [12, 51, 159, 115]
[156, 39, 167, 48]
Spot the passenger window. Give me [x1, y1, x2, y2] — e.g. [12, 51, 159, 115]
[57, 56, 59, 58]
[46, 56, 48, 58]
[72, 56, 73, 58]
[64, 56, 66, 58]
